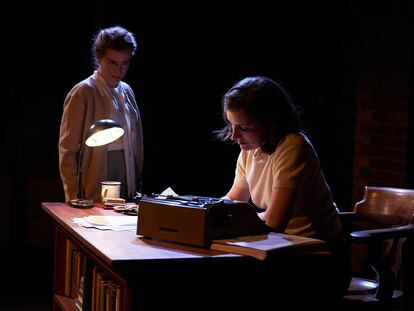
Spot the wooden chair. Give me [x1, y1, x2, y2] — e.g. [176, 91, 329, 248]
[339, 186, 414, 310]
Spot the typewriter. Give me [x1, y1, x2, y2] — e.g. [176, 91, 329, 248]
[136, 194, 270, 247]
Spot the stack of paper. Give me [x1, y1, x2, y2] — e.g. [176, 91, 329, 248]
[72, 215, 137, 231]
[210, 232, 327, 260]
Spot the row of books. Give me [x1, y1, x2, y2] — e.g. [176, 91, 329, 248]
[91, 267, 121, 311]
[65, 241, 85, 299]
[65, 240, 122, 311]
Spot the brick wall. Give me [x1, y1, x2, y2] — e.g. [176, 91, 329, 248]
[351, 7, 411, 205]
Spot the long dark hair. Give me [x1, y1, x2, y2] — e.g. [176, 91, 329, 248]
[215, 76, 303, 154]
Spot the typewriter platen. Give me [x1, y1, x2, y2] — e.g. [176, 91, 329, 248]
[136, 195, 270, 247]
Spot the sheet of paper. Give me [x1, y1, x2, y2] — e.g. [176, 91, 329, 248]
[161, 187, 178, 196]
[155, 187, 179, 199]
[72, 215, 137, 231]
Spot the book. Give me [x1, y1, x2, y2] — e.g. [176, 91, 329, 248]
[210, 232, 327, 260]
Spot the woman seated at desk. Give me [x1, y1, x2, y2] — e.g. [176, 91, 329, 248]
[215, 76, 351, 297]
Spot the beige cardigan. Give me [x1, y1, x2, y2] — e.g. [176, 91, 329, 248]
[59, 74, 143, 202]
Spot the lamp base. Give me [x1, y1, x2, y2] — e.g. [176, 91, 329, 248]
[70, 198, 94, 208]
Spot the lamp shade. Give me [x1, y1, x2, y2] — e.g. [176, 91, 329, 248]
[70, 119, 124, 208]
[85, 119, 124, 147]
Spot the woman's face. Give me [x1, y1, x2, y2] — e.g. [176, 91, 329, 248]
[97, 49, 132, 87]
[226, 109, 265, 150]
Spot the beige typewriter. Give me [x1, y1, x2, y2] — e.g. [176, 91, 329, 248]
[137, 195, 270, 247]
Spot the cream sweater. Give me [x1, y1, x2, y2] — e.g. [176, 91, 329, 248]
[234, 133, 341, 240]
[59, 72, 143, 202]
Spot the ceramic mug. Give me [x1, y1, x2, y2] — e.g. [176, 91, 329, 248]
[101, 181, 121, 203]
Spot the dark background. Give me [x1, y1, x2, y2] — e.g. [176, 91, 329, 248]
[1, 0, 411, 309]
[8, 1, 358, 200]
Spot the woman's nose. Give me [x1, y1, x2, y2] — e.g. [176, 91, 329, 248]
[114, 64, 123, 74]
[231, 127, 240, 140]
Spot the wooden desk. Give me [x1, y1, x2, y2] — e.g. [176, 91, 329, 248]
[42, 202, 340, 310]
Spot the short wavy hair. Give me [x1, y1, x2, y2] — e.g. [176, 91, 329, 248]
[90, 25, 138, 69]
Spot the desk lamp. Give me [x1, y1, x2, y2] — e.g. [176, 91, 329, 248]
[70, 119, 124, 208]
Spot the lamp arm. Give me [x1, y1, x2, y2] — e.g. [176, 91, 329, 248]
[77, 142, 85, 200]
[71, 119, 123, 209]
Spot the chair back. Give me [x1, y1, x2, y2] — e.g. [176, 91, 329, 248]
[354, 186, 414, 226]
[343, 186, 414, 309]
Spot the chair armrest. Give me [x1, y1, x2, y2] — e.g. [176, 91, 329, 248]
[339, 211, 356, 221]
[350, 224, 414, 243]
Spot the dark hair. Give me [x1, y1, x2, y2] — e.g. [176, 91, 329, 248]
[90, 25, 138, 69]
[215, 76, 303, 154]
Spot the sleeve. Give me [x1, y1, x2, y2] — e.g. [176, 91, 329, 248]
[272, 135, 313, 190]
[58, 85, 88, 201]
[131, 89, 144, 177]
[234, 151, 249, 189]
[124, 84, 144, 182]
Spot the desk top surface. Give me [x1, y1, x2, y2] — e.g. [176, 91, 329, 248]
[41, 202, 236, 267]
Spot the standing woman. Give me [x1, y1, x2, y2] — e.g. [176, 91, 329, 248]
[216, 76, 351, 296]
[59, 25, 143, 203]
